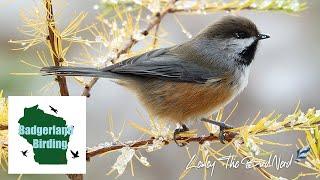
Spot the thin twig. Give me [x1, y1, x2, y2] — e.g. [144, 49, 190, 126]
[81, 0, 177, 97]
[86, 117, 320, 160]
[170, 5, 254, 13]
[45, 0, 69, 96]
[152, 24, 160, 48]
[0, 125, 7, 131]
[66, 174, 84, 180]
[86, 131, 237, 160]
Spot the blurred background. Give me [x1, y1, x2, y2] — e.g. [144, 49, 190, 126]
[0, 0, 319, 179]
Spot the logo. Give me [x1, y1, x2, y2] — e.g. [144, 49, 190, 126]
[8, 96, 86, 174]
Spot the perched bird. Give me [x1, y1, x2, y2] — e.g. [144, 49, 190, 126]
[70, 150, 79, 159]
[41, 16, 270, 146]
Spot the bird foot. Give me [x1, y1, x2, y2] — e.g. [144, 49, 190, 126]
[201, 118, 233, 144]
[173, 123, 189, 147]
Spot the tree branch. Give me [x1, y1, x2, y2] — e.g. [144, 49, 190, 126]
[0, 125, 7, 131]
[86, 131, 237, 160]
[66, 174, 84, 180]
[45, 0, 69, 96]
[152, 24, 160, 48]
[81, 0, 177, 97]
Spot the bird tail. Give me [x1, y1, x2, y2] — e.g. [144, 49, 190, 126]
[41, 66, 118, 78]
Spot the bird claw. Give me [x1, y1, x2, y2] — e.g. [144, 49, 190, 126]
[219, 129, 227, 144]
[173, 124, 189, 147]
[201, 118, 233, 144]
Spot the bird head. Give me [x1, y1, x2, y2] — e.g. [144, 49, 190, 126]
[196, 15, 270, 66]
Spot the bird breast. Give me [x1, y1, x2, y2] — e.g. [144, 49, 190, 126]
[121, 66, 251, 123]
[232, 66, 251, 96]
[126, 78, 234, 123]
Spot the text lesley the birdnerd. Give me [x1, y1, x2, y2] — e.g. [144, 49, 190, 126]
[185, 154, 293, 176]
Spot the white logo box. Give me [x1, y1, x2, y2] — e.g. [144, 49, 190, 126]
[8, 96, 86, 174]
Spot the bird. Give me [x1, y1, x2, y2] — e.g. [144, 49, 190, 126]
[49, 105, 58, 114]
[21, 150, 28, 157]
[70, 150, 79, 159]
[41, 16, 270, 146]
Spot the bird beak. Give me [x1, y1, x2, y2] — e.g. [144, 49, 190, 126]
[257, 33, 270, 40]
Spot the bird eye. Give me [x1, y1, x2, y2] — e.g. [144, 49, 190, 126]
[234, 32, 248, 39]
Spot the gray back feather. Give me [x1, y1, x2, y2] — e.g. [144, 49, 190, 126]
[103, 47, 228, 83]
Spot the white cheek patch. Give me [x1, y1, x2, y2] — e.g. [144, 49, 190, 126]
[228, 37, 256, 53]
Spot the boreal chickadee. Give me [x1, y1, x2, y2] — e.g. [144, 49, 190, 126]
[41, 16, 270, 146]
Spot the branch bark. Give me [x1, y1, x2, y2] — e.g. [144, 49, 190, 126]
[152, 24, 160, 48]
[45, 0, 69, 96]
[66, 174, 84, 180]
[86, 131, 237, 160]
[0, 125, 7, 131]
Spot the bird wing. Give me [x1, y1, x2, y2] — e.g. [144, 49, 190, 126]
[103, 48, 226, 83]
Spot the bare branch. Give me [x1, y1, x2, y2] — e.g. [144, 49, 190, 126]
[152, 24, 160, 48]
[45, 0, 69, 96]
[67, 174, 83, 180]
[81, 0, 177, 97]
[86, 131, 237, 160]
[0, 125, 7, 131]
